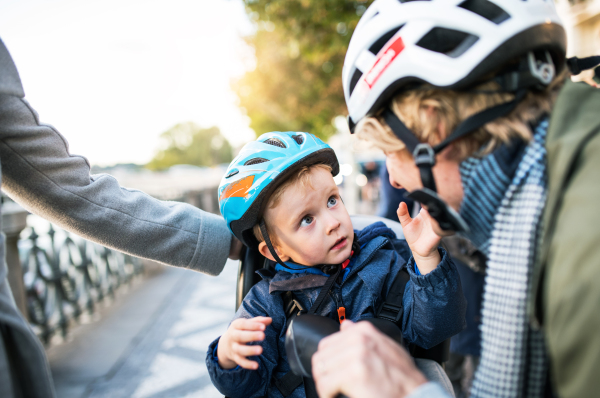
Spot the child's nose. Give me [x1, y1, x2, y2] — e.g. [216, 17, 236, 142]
[325, 214, 341, 234]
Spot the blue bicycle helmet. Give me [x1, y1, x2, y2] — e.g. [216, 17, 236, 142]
[218, 132, 339, 249]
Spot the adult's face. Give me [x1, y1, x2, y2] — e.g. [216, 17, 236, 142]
[385, 149, 464, 236]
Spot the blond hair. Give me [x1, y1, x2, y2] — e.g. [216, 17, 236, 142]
[356, 73, 566, 160]
[253, 163, 333, 243]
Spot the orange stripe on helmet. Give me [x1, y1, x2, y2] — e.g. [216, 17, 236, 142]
[219, 175, 255, 201]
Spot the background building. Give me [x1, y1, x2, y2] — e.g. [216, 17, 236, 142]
[558, 0, 600, 83]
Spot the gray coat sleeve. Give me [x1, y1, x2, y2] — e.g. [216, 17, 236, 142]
[0, 40, 231, 276]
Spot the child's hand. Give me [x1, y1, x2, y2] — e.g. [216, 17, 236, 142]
[397, 202, 441, 275]
[217, 316, 273, 370]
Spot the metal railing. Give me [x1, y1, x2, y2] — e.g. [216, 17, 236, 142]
[19, 222, 143, 344]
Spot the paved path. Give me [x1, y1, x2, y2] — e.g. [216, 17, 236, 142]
[48, 259, 239, 398]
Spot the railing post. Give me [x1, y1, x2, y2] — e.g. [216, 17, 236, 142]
[2, 201, 29, 320]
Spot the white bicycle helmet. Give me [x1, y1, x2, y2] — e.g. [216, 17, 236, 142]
[343, 0, 566, 128]
[341, 0, 572, 233]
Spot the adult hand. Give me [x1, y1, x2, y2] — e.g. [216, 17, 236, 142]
[229, 236, 244, 260]
[312, 320, 427, 398]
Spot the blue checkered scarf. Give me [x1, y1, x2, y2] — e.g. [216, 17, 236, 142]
[458, 118, 549, 398]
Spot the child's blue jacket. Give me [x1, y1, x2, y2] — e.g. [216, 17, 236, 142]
[206, 222, 466, 398]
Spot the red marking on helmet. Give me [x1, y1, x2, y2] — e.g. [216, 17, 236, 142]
[364, 36, 405, 88]
[219, 175, 255, 201]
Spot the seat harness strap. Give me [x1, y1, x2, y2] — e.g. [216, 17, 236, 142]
[375, 266, 450, 364]
[376, 267, 410, 324]
[274, 237, 360, 397]
[274, 271, 340, 398]
[274, 371, 305, 397]
[308, 265, 342, 315]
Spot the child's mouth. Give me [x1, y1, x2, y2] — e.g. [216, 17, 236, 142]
[330, 237, 347, 251]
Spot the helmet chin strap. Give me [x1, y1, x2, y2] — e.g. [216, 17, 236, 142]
[382, 89, 527, 233]
[260, 219, 293, 269]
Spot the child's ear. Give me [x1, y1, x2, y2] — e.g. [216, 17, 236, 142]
[258, 241, 290, 263]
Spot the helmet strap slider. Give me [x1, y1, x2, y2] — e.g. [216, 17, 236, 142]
[413, 144, 437, 193]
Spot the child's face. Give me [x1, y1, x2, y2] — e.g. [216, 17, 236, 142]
[260, 167, 354, 266]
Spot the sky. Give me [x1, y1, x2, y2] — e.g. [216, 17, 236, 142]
[0, 0, 256, 166]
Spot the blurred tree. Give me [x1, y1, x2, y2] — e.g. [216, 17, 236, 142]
[146, 123, 233, 170]
[236, 0, 372, 141]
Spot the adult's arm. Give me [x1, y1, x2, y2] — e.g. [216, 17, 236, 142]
[312, 321, 452, 398]
[544, 131, 600, 397]
[0, 40, 232, 275]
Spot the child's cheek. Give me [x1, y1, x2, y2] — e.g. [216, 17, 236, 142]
[298, 244, 325, 266]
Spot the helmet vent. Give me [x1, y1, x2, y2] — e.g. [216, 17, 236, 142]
[349, 69, 363, 96]
[263, 138, 286, 148]
[369, 25, 404, 55]
[244, 158, 269, 166]
[226, 170, 239, 178]
[291, 134, 305, 145]
[416, 28, 479, 58]
[458, 0, 510, 25]
[398, 0, 430, 3]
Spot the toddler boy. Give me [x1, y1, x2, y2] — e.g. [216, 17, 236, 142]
[207, 132, 465, 398]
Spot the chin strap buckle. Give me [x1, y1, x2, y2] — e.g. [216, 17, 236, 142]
[320, 264, 339, 275]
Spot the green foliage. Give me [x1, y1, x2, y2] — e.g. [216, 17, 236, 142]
[146, 123, 233, 170]
[236, 0, 372, 141]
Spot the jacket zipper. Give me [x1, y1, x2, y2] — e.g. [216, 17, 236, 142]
[329, 286, 347, 323]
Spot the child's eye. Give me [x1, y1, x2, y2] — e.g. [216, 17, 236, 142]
[300, 215, 314, 227]
[327, 196, 338, 208]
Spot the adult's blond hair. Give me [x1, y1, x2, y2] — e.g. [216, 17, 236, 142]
[355, 73, 567, 160]
[253, 163, 333, 243]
